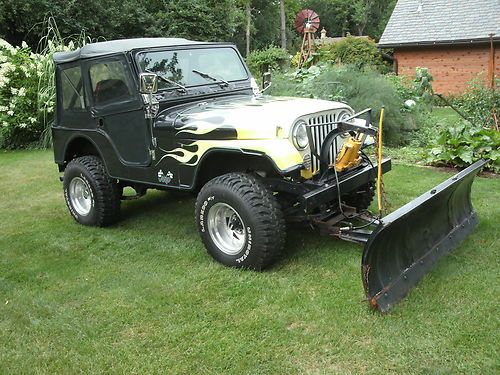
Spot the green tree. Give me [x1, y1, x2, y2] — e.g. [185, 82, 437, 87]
[300, 0, 396, 39]
[0, 0, 242, 48]
[301, 0, 352, 37]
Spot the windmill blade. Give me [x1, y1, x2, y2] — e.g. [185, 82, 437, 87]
[294, 9, 321, 34]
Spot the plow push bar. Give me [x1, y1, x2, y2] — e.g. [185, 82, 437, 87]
[362, 159, 486, 312]
[305, 108, 485, 312]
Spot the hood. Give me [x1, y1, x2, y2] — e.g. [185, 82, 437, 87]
[156, 95, 352, 140]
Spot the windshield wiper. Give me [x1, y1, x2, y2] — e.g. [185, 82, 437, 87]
[145, 69, 187, 93]
[192, 69, 229, 87]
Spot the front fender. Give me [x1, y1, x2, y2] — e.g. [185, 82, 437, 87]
[182, 139, 305, 173]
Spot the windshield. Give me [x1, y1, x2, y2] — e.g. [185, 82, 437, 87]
[137, 47, 248, 91]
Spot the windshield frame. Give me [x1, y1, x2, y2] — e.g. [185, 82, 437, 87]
[133, 44, 250, 92]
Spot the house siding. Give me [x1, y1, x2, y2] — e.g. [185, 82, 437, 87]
[395, 44, 500, 95]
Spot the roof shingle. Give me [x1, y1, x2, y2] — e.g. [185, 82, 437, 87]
[379, 0, 500, 47]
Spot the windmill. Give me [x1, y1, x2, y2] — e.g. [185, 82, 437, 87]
[294, 9, 320, 68]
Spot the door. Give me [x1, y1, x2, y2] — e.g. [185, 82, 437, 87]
[86, 56, 151, 166]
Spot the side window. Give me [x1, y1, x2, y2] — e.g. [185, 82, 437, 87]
[61, 66, 86, 111]
[89, 60, 134, 107]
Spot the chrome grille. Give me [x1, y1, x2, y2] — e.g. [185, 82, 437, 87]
[307, 112, 344, 173]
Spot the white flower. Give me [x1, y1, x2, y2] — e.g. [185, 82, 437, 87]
[1, 62, 15, 73]
[9, 102, 15, 109]
[18, 87, 26, 97]
[29, 117, 37, 123]
[21, 41, 28, 49]
[10, 87, 18, 95]
[0, 105, 7, 112]
[0, 38, 13, 49]
[7, 110, 14, 116]
[404, 99, 417, 108]
[19, 123, 26, 128]
[2, 121, 8, 127]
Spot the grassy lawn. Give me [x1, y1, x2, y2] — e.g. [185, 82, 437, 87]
[1, 150, 499, 374]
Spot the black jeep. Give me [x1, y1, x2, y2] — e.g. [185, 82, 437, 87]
[52, 37, 486, 312]
[52, 37, 385, 269]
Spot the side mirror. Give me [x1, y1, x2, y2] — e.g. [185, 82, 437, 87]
[262, 71, 272, 91]
[139, 73, 158, 94]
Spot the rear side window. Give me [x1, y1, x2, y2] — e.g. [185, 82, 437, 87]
[61, 66, 86, 111]
[89, 60, 134, 106]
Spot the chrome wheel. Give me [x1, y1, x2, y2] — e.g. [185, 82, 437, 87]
[69, 177, 92, 216]
[207, 202, 246, 255]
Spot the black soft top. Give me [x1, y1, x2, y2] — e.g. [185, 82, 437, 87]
[52, 37, 215, 64]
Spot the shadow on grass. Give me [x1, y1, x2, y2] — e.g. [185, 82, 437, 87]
[115, 188, 361, 270]
[119, 189, 195, 222]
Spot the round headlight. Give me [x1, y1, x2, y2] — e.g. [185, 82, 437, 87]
[338, 111, 353, 123]
[292, 121, 309, 150]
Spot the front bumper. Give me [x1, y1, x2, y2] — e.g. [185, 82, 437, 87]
[301, 158, 391, 214]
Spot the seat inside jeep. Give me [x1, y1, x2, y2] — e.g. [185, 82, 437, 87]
[94, 79, 130, 106]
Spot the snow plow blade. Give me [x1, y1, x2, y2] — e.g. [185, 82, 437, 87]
[362, 160, 486, 312]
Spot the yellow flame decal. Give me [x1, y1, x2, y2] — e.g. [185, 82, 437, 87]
[157, 139, 303, 171]
[156, 142, 216, 167]
[175, 119, 226, 137]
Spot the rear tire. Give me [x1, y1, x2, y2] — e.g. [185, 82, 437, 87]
[63, 156, 121, 227]
[195, 173, 285, 270]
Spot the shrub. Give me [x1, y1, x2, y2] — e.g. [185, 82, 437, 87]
[0, 39, 42, 149]
[426, 79, 499, 172]
[36, 19, 89, 148]
[413, 67, 434, 108]
[450, 79, 500, 129]
[246, 46, 290, 77]
[427, 121, 499, 173]
[0, 18, 88, 149]
[330, 36, 383, 68]
[290, 51, 301, 68]
[385, 73, 417, 103]
[268, 64, 413, 146]
[315, 35, 389, 72]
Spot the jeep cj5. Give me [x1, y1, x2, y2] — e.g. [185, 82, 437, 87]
[51, 38, 485, 312]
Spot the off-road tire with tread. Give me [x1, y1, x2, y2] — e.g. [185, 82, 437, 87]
[195, 173, 286, 270]
[342, 180, 375, 210]
[63, 156, 121, 227]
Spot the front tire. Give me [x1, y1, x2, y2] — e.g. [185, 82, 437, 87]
[342, 180, 375, 210]
[63, 156, 121, 227]
[195, 173, 285, 270]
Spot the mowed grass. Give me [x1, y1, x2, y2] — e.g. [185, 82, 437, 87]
[0, 150, 499, 374]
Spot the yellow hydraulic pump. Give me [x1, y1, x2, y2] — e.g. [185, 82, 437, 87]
[334, 134, 363, 172]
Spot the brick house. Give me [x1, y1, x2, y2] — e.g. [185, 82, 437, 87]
[378, 0, 499, 95]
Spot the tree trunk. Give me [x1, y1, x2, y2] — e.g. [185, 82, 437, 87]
[246, 2, 251, 56]
[279, 0, 287, 50]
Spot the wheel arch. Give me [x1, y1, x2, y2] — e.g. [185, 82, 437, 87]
[192, 149, 290, 191]
[60, 135, 104, 172]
